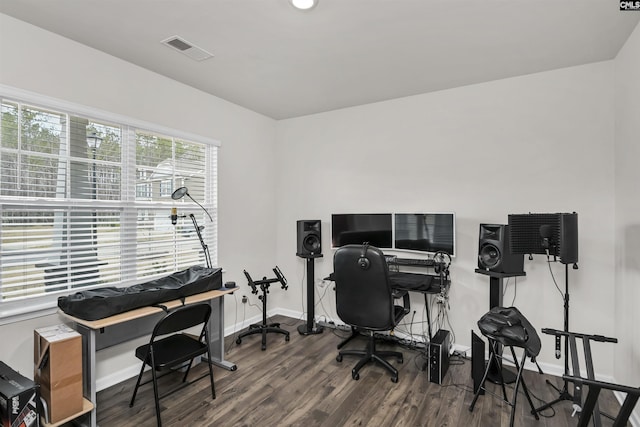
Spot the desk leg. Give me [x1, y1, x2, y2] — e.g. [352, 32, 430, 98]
[205, 294, 237, 371]
[424, 293, 433, 341]
[76, 324, 97, 427]
[420, 294, 433, 372]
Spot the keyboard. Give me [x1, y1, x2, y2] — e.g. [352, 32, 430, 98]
[389, 257, 435, 267]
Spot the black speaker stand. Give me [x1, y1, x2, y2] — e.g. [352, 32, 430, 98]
[474, 269, 526, 384]
[298, 254, 324, 335]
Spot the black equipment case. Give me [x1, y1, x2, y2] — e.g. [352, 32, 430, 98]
[58, 266, 222, 321]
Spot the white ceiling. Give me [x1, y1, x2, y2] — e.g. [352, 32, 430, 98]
[1, 1, 638, 120]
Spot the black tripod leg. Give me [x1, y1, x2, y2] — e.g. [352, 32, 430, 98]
[533, 379, 573, 414]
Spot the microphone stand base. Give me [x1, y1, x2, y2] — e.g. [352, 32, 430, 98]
[533, 380, 573, 415]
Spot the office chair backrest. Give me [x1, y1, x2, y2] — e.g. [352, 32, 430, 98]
[152, 303, 212, 338]
[334, 244, 395, 330]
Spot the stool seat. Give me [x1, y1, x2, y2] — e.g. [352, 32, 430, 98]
[470, 306, 541, 427]
[478, 306, 541, 358]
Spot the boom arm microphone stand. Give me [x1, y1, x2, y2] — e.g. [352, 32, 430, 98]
[534, 247, 579, 416]
[190, 213, 212, 268]
[172, 186, 213, 268]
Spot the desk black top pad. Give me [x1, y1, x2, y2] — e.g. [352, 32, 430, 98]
[388, 271, 447, 293]
[325, 271, 446, 294]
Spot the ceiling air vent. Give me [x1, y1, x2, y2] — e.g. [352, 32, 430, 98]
[161, 36, 213, 61]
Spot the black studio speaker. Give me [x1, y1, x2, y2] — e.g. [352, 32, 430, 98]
[296, 220, 322, 258]
[478, 224, 524, 274]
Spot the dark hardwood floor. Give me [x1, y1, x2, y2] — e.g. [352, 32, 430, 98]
[96, 315, 627, 427]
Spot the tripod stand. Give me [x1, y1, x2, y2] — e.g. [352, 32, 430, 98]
[534, 262, 577, 415]
[236, 267, 290, 351]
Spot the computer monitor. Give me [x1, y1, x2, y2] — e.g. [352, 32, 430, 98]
[394, 213, 455, 256]
[331, 213, 393, 249]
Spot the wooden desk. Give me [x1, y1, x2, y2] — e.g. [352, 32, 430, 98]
[59, 287, 237, 427]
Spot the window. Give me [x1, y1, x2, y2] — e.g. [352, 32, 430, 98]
[159, 179, 173, 197]
[0, 87, 218, 317]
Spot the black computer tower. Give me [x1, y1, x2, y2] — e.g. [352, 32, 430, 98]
[429, 329, 451, 384]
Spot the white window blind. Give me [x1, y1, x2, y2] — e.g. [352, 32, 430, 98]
[0, 89, 218, 315]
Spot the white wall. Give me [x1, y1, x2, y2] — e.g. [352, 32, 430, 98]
[275, 61, 617, 375]
[0, 14, 277, 381]
[614, 20, 640, 425]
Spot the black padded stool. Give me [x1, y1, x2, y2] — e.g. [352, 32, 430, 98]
[469, 306, 541, 427]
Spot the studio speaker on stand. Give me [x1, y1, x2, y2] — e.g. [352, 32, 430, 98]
[478, 224, 524, 274]
[296, 220, 323, 335]
[297, 220, 322, 257]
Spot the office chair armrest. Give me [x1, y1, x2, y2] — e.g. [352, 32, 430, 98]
[392, 289, 411, 314]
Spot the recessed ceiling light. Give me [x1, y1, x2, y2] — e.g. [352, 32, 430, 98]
[290, 0, 318, 11]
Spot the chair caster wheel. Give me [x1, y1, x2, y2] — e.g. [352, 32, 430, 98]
[391, 376, 398, 383]
[236, 338, 242, 344]
[398, 357, 403, 364]
[285, 335, 290, 342]
[352, 370, 360, 380]
[336, 354, 343, 362]
[261, 345, 266, 351]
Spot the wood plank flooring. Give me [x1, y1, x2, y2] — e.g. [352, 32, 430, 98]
[96, 316, 627, 427]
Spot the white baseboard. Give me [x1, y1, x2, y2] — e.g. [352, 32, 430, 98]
[223, 312, 264, 337]
[96, 365, 143, 392]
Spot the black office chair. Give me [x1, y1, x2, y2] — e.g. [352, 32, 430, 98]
[129, 303, 215, 427]
[333, 244, 408, 382]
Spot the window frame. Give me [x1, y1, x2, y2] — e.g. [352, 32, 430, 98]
[0, 84, 220, 324]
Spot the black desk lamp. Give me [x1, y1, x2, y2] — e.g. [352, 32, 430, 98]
[171, 186, 212, 268]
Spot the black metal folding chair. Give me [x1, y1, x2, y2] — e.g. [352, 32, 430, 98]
[129, 303, 215, 427]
